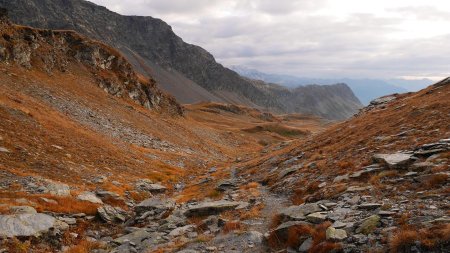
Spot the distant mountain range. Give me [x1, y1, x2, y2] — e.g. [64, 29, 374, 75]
[231, 66, 434, 105]
[0, 0, 363, 120]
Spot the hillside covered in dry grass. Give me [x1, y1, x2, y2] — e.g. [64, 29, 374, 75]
[0, 10, 448, 253]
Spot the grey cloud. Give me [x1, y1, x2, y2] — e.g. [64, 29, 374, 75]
[89, 0, 450, 79]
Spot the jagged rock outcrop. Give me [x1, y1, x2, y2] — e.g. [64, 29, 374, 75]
[0, 0, 363, 120]
[0, 13, 182, 115]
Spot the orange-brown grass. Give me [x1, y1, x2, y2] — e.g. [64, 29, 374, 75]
[240, 204, 264, 220]
[291, 180, 321, 204]
[268, 221, 333, 250]
[35, 196, 100, 214]
[323, 183, 348, 199]
[422, 174, 448, 189]
[369, 170, 399, 188]
[240, 182, 260, 190]
[389, 224, 450, 253]
[129, 191, 152, 202]
[0, 192, 99, 215]
[431, 164, 448, 173]
[270, 214, 283, 229]
[65, 239, 101, 253]
[2, 238, 31, 253]
[337, 160, 355, 170]
[223, 221, 242, 233]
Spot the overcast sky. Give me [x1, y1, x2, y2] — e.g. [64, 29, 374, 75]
[90, 0, 449, 81]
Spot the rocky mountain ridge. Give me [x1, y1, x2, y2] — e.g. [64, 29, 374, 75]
[0, 9, 182, 115]
[0, 0, 363, 120]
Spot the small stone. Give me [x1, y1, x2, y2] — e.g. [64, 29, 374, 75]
[404, 172, 418, 177]
[0, 147, 10, 153]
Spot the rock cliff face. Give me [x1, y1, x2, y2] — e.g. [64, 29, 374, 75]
[0, 12, 182, 115]
[0, 0, 364, 120]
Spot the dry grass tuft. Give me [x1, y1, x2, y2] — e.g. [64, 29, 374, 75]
[268, 221, 333, 250]
[422, 174, 448, 189]
[389, 229, 419, 253]
[389, 224, 450, 252]
[337, 160, 355, 170]
[65, 239, 101, 253]
[223, 221, 242, 233]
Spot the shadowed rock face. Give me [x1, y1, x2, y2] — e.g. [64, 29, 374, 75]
[0, 0, 363, 120]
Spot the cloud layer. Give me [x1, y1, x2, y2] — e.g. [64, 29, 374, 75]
[90, 0, 450, 80]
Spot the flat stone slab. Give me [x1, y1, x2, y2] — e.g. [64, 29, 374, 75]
[357, 203, 383, 210]
[0, 213, 57, 237]
[372, 153, 414, 169]
[184, 201, 242, 217]
[306, 212, 327, 224]
[279, 203, 321, 221]
[135, 198, 175, 215]
[77, 192, 103, 204]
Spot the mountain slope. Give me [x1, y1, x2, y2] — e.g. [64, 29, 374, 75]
[237, 78, 450, 251]
[0, 0, 363, 120]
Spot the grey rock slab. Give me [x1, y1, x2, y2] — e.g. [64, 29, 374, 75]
[215, 180, 237, 191]
[378, 211, 396, 216]
[77, 192, 103, 204]
[144, 184, 167, 193]
[306, 212, 327, 224]
[372, 153, 414, 169]
[357, 203, 383, 210]
[135, 198, 175, 215]
[332, 221, 347, 229]
[298, 237, 312, 252]
[279, 203, 322, 221]
[0, 213, 57, 237]
[184, 200, 242, 217]
[97, 205, 126, 223]
[168, 225, 195, 238]
[113, 229, 160, 245]
[44, 180, 71, 196]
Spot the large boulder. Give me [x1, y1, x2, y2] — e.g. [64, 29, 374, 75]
[184, 201, 242, 217]
[0, 213, 61, 237]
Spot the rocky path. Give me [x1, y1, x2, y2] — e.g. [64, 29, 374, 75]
[1, 139, 449, 253]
